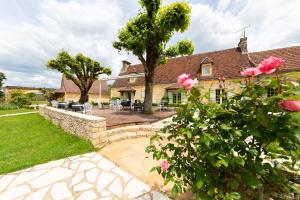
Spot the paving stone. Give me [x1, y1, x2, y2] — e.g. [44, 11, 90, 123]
[70, 172, 84, 186]
[112, 167, 132, 183]
[108, 177, 123, 198]
[9, 169, 47, 188]
[124, 178, 151, 198]
[0, 185, 30, 200]
[77, 190, 97, 200]
[29, 167, 73, 188]
[86, 168, 100, 183]
[151, 191, 170, 200]
[73, 182, 93, 192]
[97, 159, 116, 171]
[25, 185, 50, 200]
[70, 161, 80, 170]
[78, 161, 96, 172]
[34, 159, 64, 170]
[0, 175, 15, 193]
[97, 172, 117, 192]
[91, 153, 104, 162]
[51, 182, 72, 199]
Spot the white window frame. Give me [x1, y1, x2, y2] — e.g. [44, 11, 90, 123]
[129, 77, 136, 83]
[201, 64, 212, 76]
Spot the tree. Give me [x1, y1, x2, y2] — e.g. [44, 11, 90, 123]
[0, 72, 6, 100]
[47, 51, 111, 103]
[113, 0, 194, 113]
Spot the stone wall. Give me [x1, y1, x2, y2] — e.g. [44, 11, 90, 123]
[39, 106, 106, 146]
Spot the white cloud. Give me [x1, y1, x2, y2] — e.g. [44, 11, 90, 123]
[0, 0, 131, 88]
[0, 0, 299, 88]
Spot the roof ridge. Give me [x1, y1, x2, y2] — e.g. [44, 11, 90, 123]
[249, 45, 300, 54]
[127, 47, 239, 68]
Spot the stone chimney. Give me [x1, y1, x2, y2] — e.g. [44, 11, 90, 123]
[121, 60, 131, 72]
[238, 37, 248, 54]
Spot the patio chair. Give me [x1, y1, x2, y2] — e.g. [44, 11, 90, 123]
[159, 101, 169, 111]
[109, 100, 116, 110]
[83, 102, 93, 115]
[51, 100, 58, 108]
[116, 99, 123, 111]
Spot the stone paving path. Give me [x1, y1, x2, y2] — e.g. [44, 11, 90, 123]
[0, 111, 38, 117]
[0, 152, 169, 200]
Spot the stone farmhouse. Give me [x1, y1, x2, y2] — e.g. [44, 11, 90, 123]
[3, 86, 55, 103]
[111, 38, 300, 104]
[55, 76, 110, 103]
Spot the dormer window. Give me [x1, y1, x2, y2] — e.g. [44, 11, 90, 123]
[201, 63, 212, 76]
[129, 77, 136, 83]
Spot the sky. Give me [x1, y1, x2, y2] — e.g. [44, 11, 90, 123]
[0, 0, 299, 88]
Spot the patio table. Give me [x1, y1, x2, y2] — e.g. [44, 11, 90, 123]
[72, 104, 84, 112]
[57, 102, 68, 109]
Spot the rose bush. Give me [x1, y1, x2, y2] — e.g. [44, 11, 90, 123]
[147, 57, 300, 199]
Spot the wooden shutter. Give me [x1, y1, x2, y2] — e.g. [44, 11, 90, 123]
[209, 88, 216, 102]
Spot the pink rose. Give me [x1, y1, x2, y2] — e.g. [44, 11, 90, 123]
[280, 100, 300, 112]
[182, 78, 198, 91]
[177, 73, 191, 85]
[161, 160, 169, 171]
[240, 67, 262, 77]
[258, 56, 284, 74]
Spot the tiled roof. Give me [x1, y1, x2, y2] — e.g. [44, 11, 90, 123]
[112, 45, 300, 88]
[56, 76, 109, 95]
[248, 46, 300, 72]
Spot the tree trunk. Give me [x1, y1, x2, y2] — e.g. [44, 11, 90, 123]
[79, 90, 89, 104]
[143, 71, 154, 114]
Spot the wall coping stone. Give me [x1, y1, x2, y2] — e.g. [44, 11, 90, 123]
[43, 106, 105, 121]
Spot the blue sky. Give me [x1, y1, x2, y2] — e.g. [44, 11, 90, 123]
[0, 0, 299, 88]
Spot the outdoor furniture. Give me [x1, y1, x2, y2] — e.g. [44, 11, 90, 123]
[133, 100, 143, 112]
[58, 102, 68, 109]
[72, 104, 84, 112]
[51, 100, 58, 108]
[83, 103, 93, 115]
[121, 100, 131, 110]
[159, 101, 169, 111]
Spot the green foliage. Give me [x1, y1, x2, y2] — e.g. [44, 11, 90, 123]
[40, 88, 57, 103]
[0, 104, 19, 110]
[47, 50, 111, 103]
[147, 72, 300, 199]
[113, 0, 194, 113]
[0, 72, 5, 88]
[0, 72, 6, 102]
[9, 90, 31, 107]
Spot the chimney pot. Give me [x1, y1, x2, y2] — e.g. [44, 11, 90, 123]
[238, 37, 248, 54]
[121, 60, 131, 72]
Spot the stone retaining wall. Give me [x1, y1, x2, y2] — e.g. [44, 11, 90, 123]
[39, 106, 106, 146]
[39, 106, 166, 147]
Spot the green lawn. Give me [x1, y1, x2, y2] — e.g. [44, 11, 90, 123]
[0, 113, 94, 174]
[0, 108, 34, 115]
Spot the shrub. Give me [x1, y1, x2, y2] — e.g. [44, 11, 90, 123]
[9, 90, 31, 107]
[147, 57, 300, 199]
[0, 104, 19, 110]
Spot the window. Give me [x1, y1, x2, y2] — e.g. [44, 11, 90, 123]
[267, 88, 276, 97]
[201, 64, 212, 76]
[215, 89, 226, 104]
[129, 77, 136, 83]
[172, 93, 181, 104]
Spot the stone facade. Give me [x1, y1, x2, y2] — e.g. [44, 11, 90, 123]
[63, 93, 110, 104]
[39, 106, 106, 146]
[111, 79, 243, 104]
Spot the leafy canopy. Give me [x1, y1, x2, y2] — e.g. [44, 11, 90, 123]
[113, 0, 194, 67]
[147, 71, 300, 199]
[47, 50, 111, 91]
[0, 72, 6, 88]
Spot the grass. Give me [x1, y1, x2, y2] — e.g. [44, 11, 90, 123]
[0, 108, 34, 115]
[0, 113, 94, 174]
